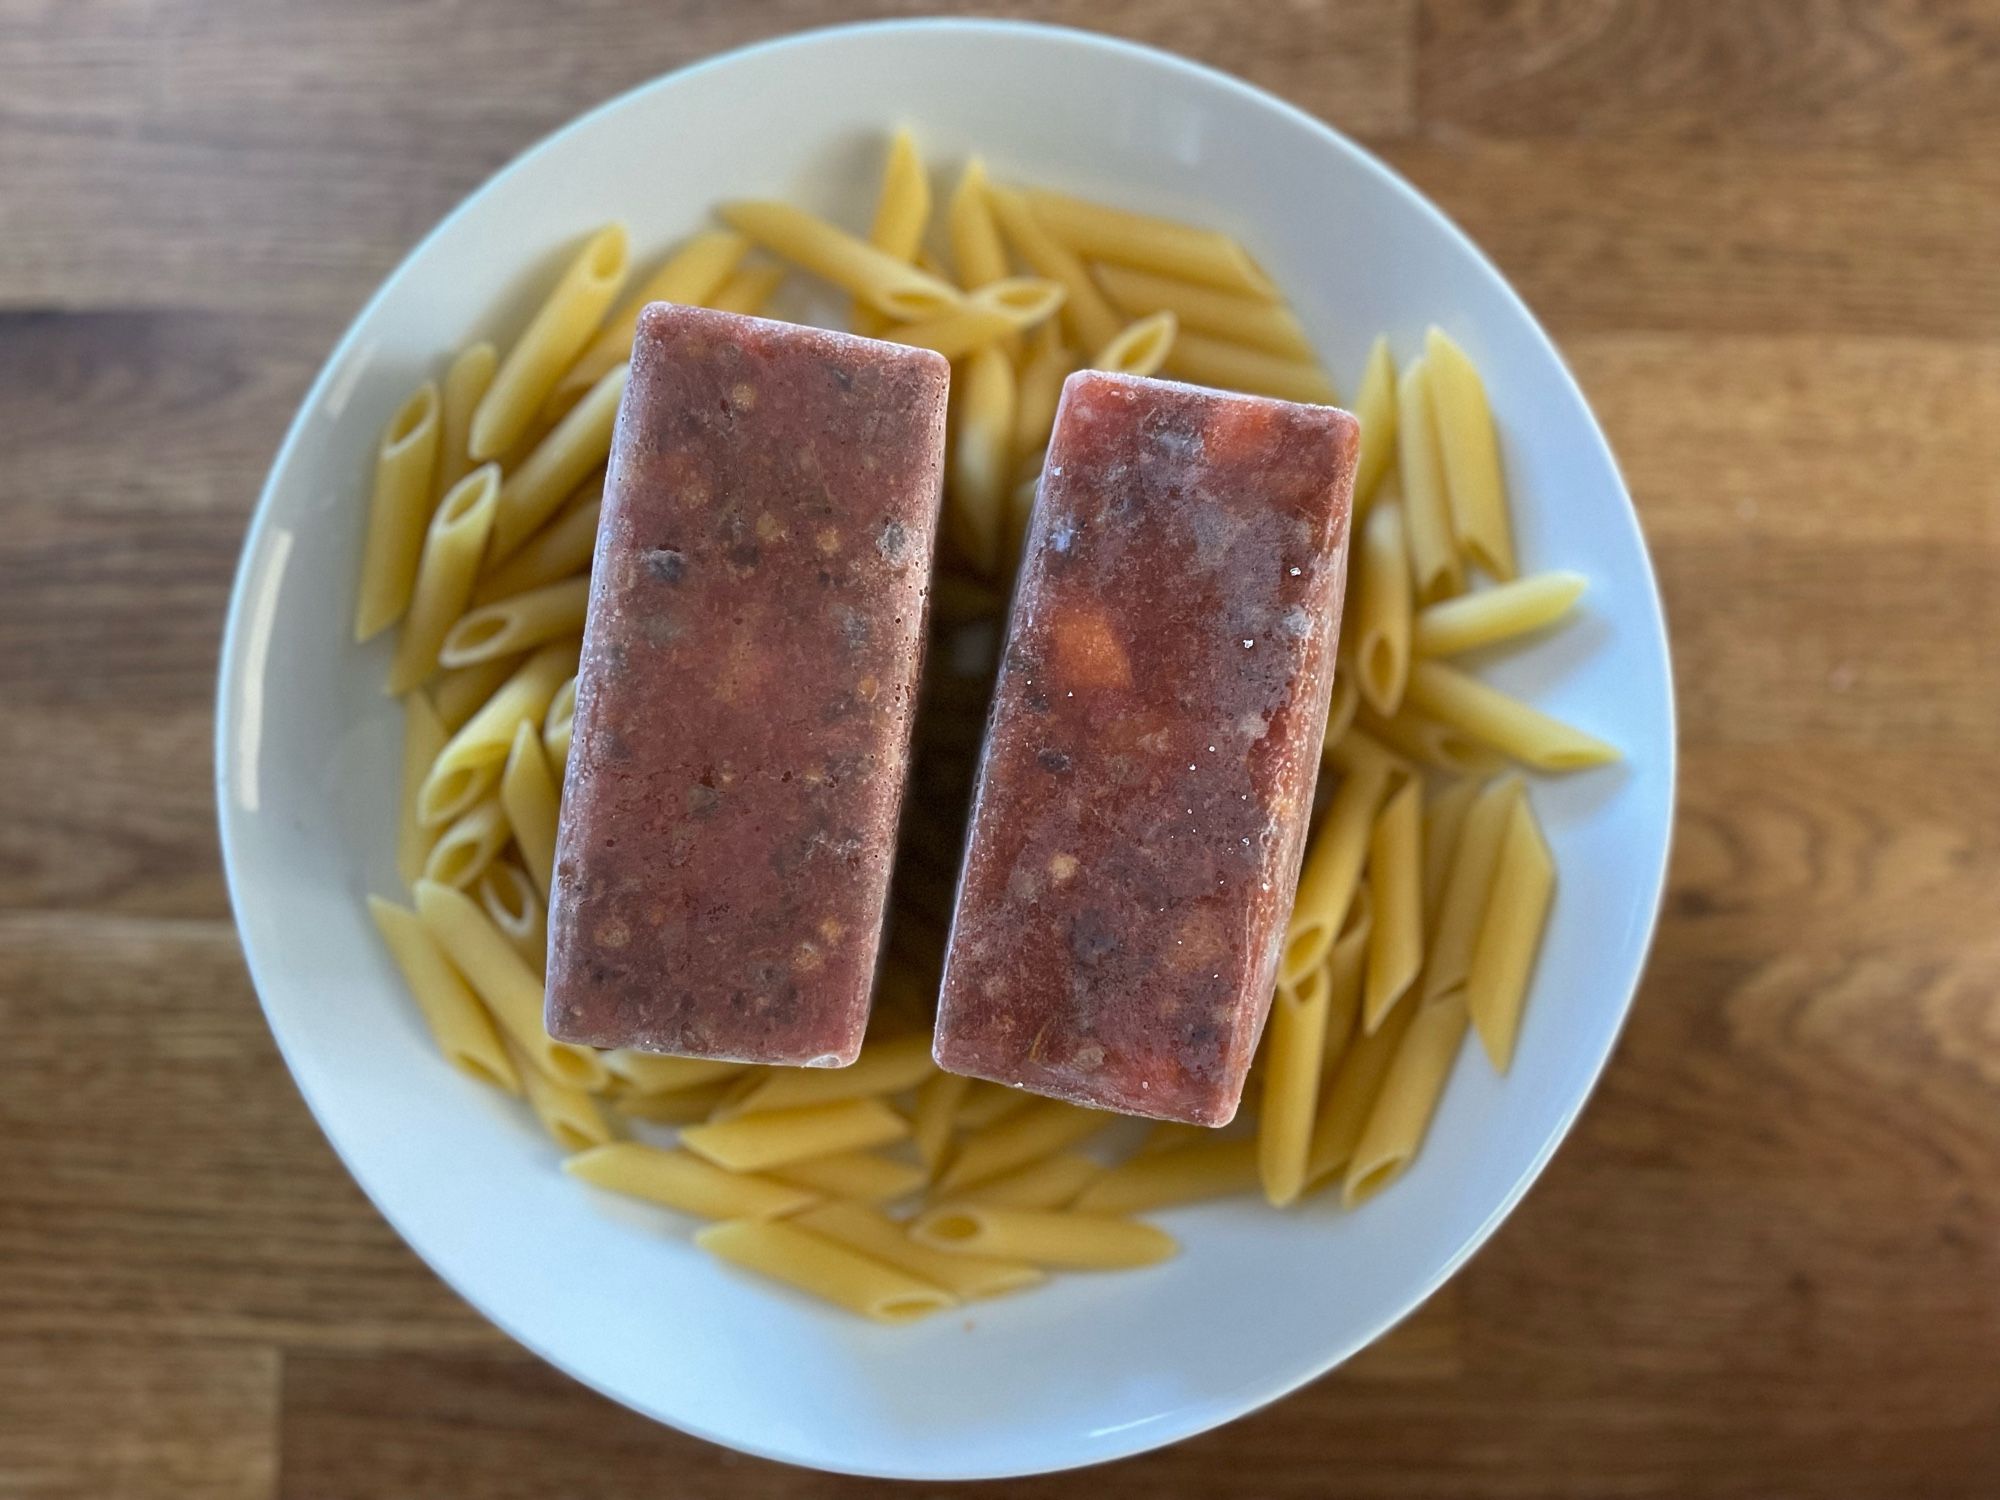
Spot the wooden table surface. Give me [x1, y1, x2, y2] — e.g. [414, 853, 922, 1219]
[5, 2, 1999, 1495]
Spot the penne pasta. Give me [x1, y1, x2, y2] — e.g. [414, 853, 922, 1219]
[431, 653, 520, 734]
[499, 721, 560, 899]
[766, 1151, 928, 1206]
[423, 794, 510, 891]
[942, 1151, 1100, 1211]
[511, 1038, 612, 1151]
[795, 1202, 1043, 1301]
[412, 879, 603, 1090]
[474, 859, 545, 973]
[354, 382, 442, 642]
[1260, 963, 1335, 1204]
[602, 1051, 744, 1095]
[489, 362, 626, 564]
[612, 1079, 737, 1125]
[1351, 335, 1397, 512]
[680, 1098, 910, 1174]
[719, 199, 960, 320]
[1424, 776, 1525, 1005]
[1281, 759, 1393, 985]
[470, 481, 601, 606]
[947, 342, 1016, 576]
[947, 156, 1009, 289]
[440, 576, 590, 669]
[703, 260, 786, 317]
[696, 1218, 953, 1323]
[1011, 320, 1074, 466]
[853, 127, 932, 336]
[936, 1098, 1116, 1193]
[984, 183, 1123, 352]
[1093, 261, 1313, 360]
[1344, 995, 1469, 1207]
[1075, 1138, 1258, 1215]
[1465, 795, 1555, 1072]
[1323, 723, 1412, 785]
[471, 224, 629, 461]
[566, 1143, 815, 1220]
[396, 691, 448, 888]
[1356, 703, 1507, 779]
[1395, 357, 1464, 603]
[1022, 188, 1276, 299]
[910, 1205, 1176, 1270]
[556, 229, 748, 403]
[419, 641, 578, 826]
[911, 1070, 970, 1178]
[1304, 997, 1416, 1188]
[1160, 332, 1338, 406]
[1422, 777, 1483, 927]
[1088, 309, 1178, 378]
[385, 464, 500, 694]
[1351, 500, 1413, 716]
[1322, 886, 1370, 1068]
[1324, 669, 1360, 748]
[436, 342, 498, 498]
[716, 1034, 934, 1118]
[1424, 326, 1515, 579]
[886, 277, 1063, 361]
[542, 674, 578, 767]
[1363, 777, 1424, 1033]
[367, 896, 519, 1094]
[1405, 659, 1620, 771]
[1413, 572, 1587, 657]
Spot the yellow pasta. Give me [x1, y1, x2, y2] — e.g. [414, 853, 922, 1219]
[1322, 886, 1370, 1068]
[1093, 262, 1313, 360]
[1280, 759, 1392, 985]
[436, 342, 498, 498]
[1413, 572, 1587, 657]
[1395, 358, 1464, 604]
[1344, 995, 1469, 1207]
[947, 342, 1016, 576]
[947, 155, 1009, 289]
[680, 1098, 909, 1174]
[474, 859, 544, 973]
[1465, 794, 1555, 1072]
[911, 1070, 970, 1177]
[1424, 775, 1525, 1005]
[984, 183, 1123, 352]
[1356, 703, 1507, 779]
[1351, 335, 1398, 511]
[719, 199, 960, 320]
[470, 224, 629, 461]
[1422, 777, 1483, 926]
[1424, 326, 1515, 579]
[853, 126, 932, 336]
[795, 1202, 1043, 1301]
[1022, 188, 1276, 299]
[910, 1206, 1176, 1270]
[471, 482, 601, 607]
[885, 277, 1062, 361]
[542, 673, 578, 766]
[717, 1034, 934, 1118]
[566, 1143, 815, 1221]
[1304, 998, 1416, 1188]
[766, 1152, 928, 1206]
[1405, 659, 1619, 771]
[412, 879, 606, 1091]
[423, 794, 510, 891]
[556, 228, 748, 403]
[936, 1098, 1115, 1193]
[602, 1051, 744, 1094]
[396, 691, 448, 888]
[696, 1218, 953, 1323]
[511, 1039, 611, 1151]
[1351, 499, 1413, 716]
[1012, 320, 1074, 464]
[1364, 777, 1423, 1034]
[499, 721, 560, 900]
[440, 576, 590, 669]
[1088, 310, 1177, 378]
[1323, 669, 1360, 749]
[1075, 1138, 1258, 1215]
[366, 896, 519, 1094]
[1160, 332, 1338, 406]
[1323, 723, 1412, 785]
[1260, 963, 1334, 1205]
[489, 362, 627, 564]
[385, 464, 500, 694]
[944, 1152, 1100, 1211]
[419, 641, 578, 826]
[431, 653, 520, 734]
[354, 382, 442, 642]
[612, 1079, 737, 1125]
[704, 261, 786, 316]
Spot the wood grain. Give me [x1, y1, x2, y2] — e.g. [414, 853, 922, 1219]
[4, 1, 1999, 1495]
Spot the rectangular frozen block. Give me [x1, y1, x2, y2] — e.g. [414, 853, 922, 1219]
[934, 370, 1358, 1124]
[547, 305, 949, 1065]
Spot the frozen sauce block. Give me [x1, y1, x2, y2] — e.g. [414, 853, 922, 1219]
[935, 371, 1358, 1124]
[546, 305, 949, 1065]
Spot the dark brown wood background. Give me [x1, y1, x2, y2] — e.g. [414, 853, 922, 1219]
[5, 2, 1998, 1495]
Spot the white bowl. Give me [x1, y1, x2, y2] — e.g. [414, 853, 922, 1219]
[217, 18, 1674, 1480]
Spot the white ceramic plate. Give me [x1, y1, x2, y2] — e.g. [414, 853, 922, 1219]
[217, 18, 1674, 1480]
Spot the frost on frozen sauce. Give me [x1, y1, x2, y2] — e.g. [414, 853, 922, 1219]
[934, 371, 1358, 1124]
[546, 305, 948, 1065]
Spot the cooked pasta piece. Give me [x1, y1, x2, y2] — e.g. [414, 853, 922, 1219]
[1260, 963, 1335, 1205]
[601, 1051, 744, 1094]
[946, 156, 1009, 289]
[947, 342, 1016, 576]
[436, 342, 497, 497]
[1364, 777, 1423, 1033]
[1022, 188, 1276, 298]
[767, 1152, 928, 1205]
[1424, 326, 1514, 579]
[1281, 760, 1393, 985]
[1422, 777, 1483, 926]
[412, 879, 605, 1090]
[1351, 500, 1412, 715]
[489, 362, 627, 563]
[909, 1206, 1176, 1269]
[717, 1034, 934, 1118]
[1322, 885, 1370, 1068]
[474, 860, 544, 973]
[1074, 1138, 1258, 1214]
[853, 126, 932, 336]
[1465, 794, 1555, 1072]
[511, 1038, 612, 1150]
[719, 199, 960, 320]
[612, 1080, 737, 1125]
[1424, 776, 1525, 1004]
[696, 1218, 953, 1323]
[1304, 998, 1416, 1188]
[566, 1143, 815, 1220]
[1160, 332, 1338, 406]
[680, 1099, 910, 1174]
[1323, 723, 1412, 785]
[887, 277, 1062, 360]
[396, 691, 448, 888]
[354, 382, 442, 642]
[1356, 703, 1507, 779]
[471, 482, 601, 606]
[386, 464, 500, 693]
[1088, 309, 1177, 377]
[1093, 262, 1313, 360]
[1412, 572, 1587, 656]
[556, 229, 748, 403]
[911, 1071, 970, 1177]
[542, 674, 578, 766]
[499, 721, 560, 899]
[419, 641, 578, 826]
[440, 576, 590, 669]
[1324, 669, 1360, 748]
[1351, 335, 1397, 511]
[704, 261, 786, 316]
[984, 183, 1123, 351]
[1405, 659, 1619, 771]
[431, 653, 520, 734]
[1344, 994, 1469, 1207]
[367, 895, 519, 1094]
[423, 795, 509, 891]
[795, 1202, 1043, 1300]
[1011, 320, 1074, 465]
[941, 1151, 1100, 1211]
[1395, 358, 1464, 603]
[936, 1098, 1116, 1193]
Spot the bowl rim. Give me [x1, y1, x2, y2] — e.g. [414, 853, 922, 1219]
[215, 14, 1677, 1479]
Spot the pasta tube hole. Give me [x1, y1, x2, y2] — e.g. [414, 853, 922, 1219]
[385, 386, 439, 451]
